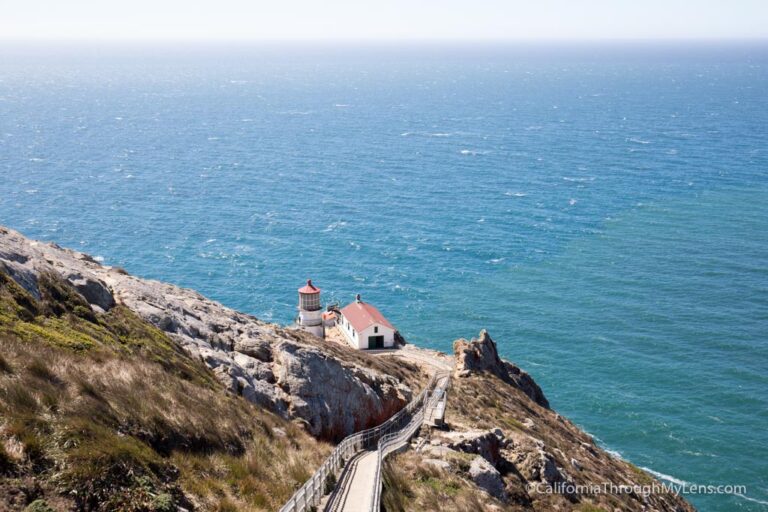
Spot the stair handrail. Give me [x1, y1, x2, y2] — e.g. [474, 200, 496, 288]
[279, 372, 441, 512]
[369, 372, 451, 512]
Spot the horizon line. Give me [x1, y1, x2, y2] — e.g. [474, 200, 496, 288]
[1, 36, 768, 45]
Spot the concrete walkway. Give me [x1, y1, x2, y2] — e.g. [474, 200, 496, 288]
[326, 450, 379, 512]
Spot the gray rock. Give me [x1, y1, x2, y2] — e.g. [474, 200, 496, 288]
[445, 429, 504, 467]
[0, 259, 40, 298]
[233, 337, 272, 361]
[502, 431, 572, 491]
[421, 445, 460, 458]
[63, 271, 115, 311]
[469, 456, 508, 502]
[424, 458, 451, 470]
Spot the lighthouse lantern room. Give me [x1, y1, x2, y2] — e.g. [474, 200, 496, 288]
[297, 279, 323, 337]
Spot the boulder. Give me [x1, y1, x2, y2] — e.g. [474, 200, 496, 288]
[424, 459, 451, 471]
[63, 271, 115, 311]
[233, 337, 272, 362]
[469, 456, 508, 502]
[502, 431, 574, 495]
[444, 429, 505, 467]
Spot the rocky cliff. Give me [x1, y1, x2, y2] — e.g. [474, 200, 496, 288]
[1, 226, 696, 512]
[454, 329, 549, 409]
[382, 332, 696, 512]
[0, 226, 414, 441]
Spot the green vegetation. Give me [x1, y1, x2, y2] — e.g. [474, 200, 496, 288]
[0, 270, 330, 511]
[24, 500, 54, 512]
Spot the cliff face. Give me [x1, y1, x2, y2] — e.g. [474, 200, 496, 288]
[0, 226, 415, 441]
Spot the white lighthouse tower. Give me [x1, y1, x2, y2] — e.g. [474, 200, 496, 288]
[297, 279, 323, 337]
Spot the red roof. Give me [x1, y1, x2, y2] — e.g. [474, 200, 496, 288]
[298, 279, 320, 294]
[340, 300, 395, 332]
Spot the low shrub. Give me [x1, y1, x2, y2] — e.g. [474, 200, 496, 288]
[0, 353, 12, 374]
[23, 500, 54, 512]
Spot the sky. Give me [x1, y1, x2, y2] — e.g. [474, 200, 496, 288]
[1, 0, 767, 41]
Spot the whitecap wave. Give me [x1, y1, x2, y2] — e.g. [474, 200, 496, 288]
[505, 191, 527, 197]
[628, 137, 651, 144]
[640, 467, 690, 486]
[734, 493, 768, 506]
[324, 221, 348, 232]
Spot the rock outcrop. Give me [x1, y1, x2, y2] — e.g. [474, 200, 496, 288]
[442, 429, 505, 467]
[469, 456, 508, 502]
[454, 329, 549, 408]
[502, 430, 575, 496]
[0, 226, 410, 440]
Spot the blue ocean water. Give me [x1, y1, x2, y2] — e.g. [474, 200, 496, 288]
[1, 42, 767, 510]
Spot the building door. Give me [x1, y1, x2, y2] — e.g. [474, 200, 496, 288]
[368, 335, 384, 349]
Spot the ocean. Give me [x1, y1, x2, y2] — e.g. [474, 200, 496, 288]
[0, 42, 766, 510]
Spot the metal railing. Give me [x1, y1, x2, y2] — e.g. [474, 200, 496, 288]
[369, 373, 451, 512]
[279, 373, 441, 512]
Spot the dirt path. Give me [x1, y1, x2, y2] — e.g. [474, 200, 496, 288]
[370, 344, 454, 373]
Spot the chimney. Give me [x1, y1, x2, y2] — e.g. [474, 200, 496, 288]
[356, 293, 361, 303]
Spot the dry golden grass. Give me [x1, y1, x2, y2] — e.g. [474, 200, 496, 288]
[0, 271, 331, 511]
[381, 451, 498, 512]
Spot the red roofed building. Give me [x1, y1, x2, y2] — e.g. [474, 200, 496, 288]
[338, 294, 396, 349]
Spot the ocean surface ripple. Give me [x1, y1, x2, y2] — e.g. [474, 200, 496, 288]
[1, 43, 767, 510]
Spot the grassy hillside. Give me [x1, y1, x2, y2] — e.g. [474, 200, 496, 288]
[0, 270, 330, 511]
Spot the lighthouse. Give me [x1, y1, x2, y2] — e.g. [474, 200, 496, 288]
[297, 279, 324, 337]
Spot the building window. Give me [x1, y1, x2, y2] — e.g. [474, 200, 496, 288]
[374, 326, 378, 333]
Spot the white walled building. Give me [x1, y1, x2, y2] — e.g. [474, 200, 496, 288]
[338, 294, 396, 350]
